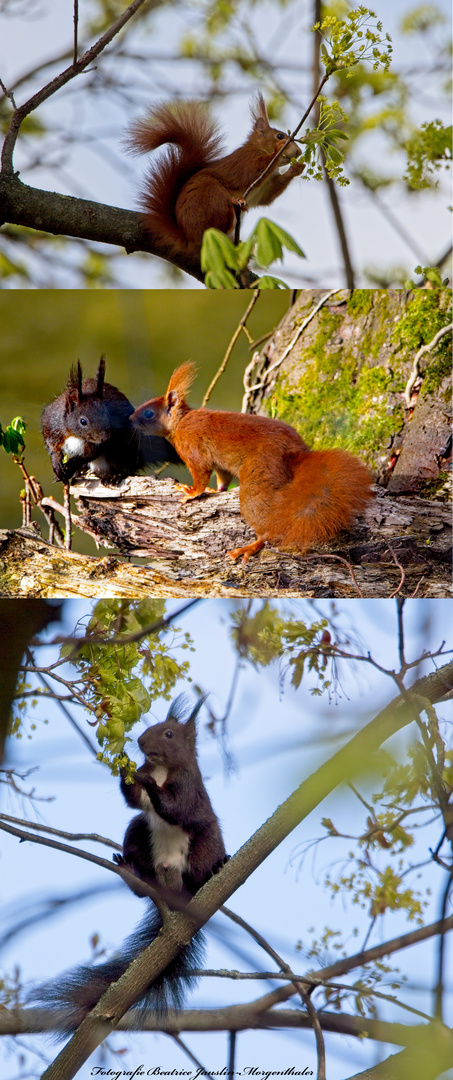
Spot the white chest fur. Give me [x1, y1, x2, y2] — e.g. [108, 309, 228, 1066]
[62, 436, 85, 458]
[138, 768, 190, 872]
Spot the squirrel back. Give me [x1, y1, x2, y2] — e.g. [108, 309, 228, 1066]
[41, 356, 179, 483]
[127, 94, 303, 279]
[131, 362, 372, 562]
[34, 696, 227, 1031]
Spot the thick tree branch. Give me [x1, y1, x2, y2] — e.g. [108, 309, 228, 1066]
[0, 175, 205, 274]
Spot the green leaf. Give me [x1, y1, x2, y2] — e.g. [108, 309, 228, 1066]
[253, 219, 305, 266]
[201, 228, 240, 273]
[0, 416, 26, 455]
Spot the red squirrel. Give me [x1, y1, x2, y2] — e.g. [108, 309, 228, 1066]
[131, 362, 372, 563]
[41, 356, 179, 484]
[35, 696, 228, 1027]
[126, 94, 303, 279]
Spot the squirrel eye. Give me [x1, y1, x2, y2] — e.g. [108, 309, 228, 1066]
[79, 416, 88, 426]
[276, 132, 286, 140]
[143, 409, 154, 420]
[163, 729, 174, 739]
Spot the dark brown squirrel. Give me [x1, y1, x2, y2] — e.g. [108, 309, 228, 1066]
[131, 362, 373, 563]
[126, 93, 304, 279]
[114, 693, 228, 900]
[41, 356, 180, 484]
[35, 696, 228, 1027]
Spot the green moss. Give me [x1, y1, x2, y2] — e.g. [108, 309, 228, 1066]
[268, 316, 403, 462]
[347, 290, 375, 317]
[357, 291, 393, 360]
[422, 350, 452, 395]
[392, 290, 452, 354]
[418, 472, 452, 502]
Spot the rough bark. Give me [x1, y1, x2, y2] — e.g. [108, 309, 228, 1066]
[0, 476, 450, 598]
[245, 288, 452, 496]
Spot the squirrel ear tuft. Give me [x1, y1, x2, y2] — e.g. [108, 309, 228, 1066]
[96, 355, 106, 398]
[251, 91, 268, 127]
[67, 361, 84, 400]
[166, 362, 197, 404]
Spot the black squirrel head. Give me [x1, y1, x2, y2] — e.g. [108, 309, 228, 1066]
[63, 357, 133, 444]
[138, 694, 207, 769]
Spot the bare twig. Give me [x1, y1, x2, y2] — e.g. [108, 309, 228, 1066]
[73, 0, 79, 66]
[1, 0, 153, 173]
[202, 293, 260, 407]
[386, 544, 406, 598]
[63, 483, 72, 550]
[0, 813, 119, 849]
[221, 906, 326, 1080]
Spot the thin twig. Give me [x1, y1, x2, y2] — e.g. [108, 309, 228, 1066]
[169, 1033, 215, 1080]
[0, 813, 119, 849]
[243, 73, 329, 203]
[73, 0, 79, 66]
[202, 293, 259, 407]
[435, 871, 453, 1022]
[24, 648, 98, 757]
[13, 459, 65, 544]
[296, 551, 364, 597]
[386, 543, 406, 597]
[221, 906, 326, 1080]
[63, 483, 72, 550]
[1, 0, 151, 173]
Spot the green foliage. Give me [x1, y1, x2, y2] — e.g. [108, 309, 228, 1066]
[60, 600, 194, 773]
[314, 8, 393, 76]
[403, 119, 452, 189]
[201, 219, 305, 289]
[229, 604, 333, 693]
[405, 266, 451, 289]
[300, 100, 350, 186]
[0, 416, 26, 456]
[400, 4, 447, 34]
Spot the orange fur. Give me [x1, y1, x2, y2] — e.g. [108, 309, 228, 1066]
[127, 95, 303, 279]
[131, 365, 372, 561]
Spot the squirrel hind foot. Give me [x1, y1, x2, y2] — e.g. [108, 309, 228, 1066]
[228, 538, 265, 563]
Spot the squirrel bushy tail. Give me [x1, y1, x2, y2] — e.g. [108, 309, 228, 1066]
[34, 904, 204, 1031]
[240, 447, 372, 553]
[127, 102, 224, 277]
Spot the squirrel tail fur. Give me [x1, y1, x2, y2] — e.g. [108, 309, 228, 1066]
[243, 447, 372, 552]
[126, 102, 224, 275]
[33, 904, 204, 1032]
